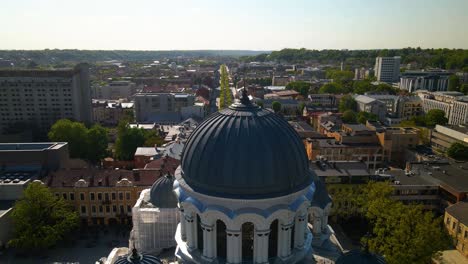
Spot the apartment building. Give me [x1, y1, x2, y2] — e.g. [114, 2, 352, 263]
[400, 70, 451, 92]
[431, 124, 468, 152]
[418, 91, 468, 125]
[134, 93, 196, 123]
[0, 64, 92, 135]
[94, 80, 137, 100]
[92, 100, 134, 126]
[374, 56, 400, 83]
[444, 202, 468, 258]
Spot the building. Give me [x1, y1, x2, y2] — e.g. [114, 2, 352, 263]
[130, 175, 180, 255]
[272, 76, 290, 86]
[92, 100, 134, 126]
[44, 169, 160, 225]
[134, 147, 159, 168]
[0, 165, 42, 200]
[0, 142, 69, 171]
[354, 95, 387, 121]
[444, 202, 468, 258]
[418, 91, 468, 125]
[374, 56, 400, 83]
[308, 94, 338, 108]
[0, 64, 92, 135]
[370, 125, 420, 164]
[366, 94, 400, 117]
[431, 124, 468, 152]
[397, 96, 423, 120]
[134, 93, 196, 123]
[94, 81, 137, 100]
[172, 92, 337, 263]
[400, 70, 451, 92]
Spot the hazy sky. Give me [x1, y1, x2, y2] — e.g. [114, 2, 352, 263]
[2, 0, 467, 50]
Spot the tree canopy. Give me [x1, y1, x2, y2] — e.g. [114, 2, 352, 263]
[318, 83, 347, 94]
[339, 95, 357, 112]
[272, 101, 282, 113]
[357, 111, 378, 124]
[286, 81, 311, 97]
[8, 182, 79, 252]
[114, 121, 164, 161]
[342, 110, 357, 123]
[355, 182, 451, 264]
[425, 109, 448, 127]
[48, 119, 108, 163]
[446, 142, 468, 161]
[219, 64, 232, 109]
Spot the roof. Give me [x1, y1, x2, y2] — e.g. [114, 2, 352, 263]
[336, 249, 386, 264]
[45, 169, 160, 188]
[403, 162, 468, 192]
[354, 95, 376, 104]
[114, 250, 162, 264]
[180, 94, 314, 199]
[310, 161, 372, 178]
[144, 156, 180, 175]
[446, 202, 468, 225]
[134, 147, 158, 157]
[0, 142, 67, 151]
[150, 175, 178, 208]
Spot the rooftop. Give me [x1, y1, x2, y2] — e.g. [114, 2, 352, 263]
[446, 201, 468, 226]
[134, 147, 158, 157]
[310, 160, 373, 178]
[0, 142, 67, 151]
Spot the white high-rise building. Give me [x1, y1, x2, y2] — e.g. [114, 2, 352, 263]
[375, 56, 401, 83]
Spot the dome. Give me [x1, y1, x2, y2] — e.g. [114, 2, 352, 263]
[149, 175, 178, 208]
[114, 249, 162, 264]
[180, 91, 313, 199]
[335, 249, 386, 264]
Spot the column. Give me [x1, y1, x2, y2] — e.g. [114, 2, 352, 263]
[185, 214, 197, 251]
[201, 222, 216, 260]
[254, 229, 269, 263]
[278, 222, 293, 259]
[180, 209, 187, 241]
[226, 229, 242, 264]
[294, 214, 307, 249]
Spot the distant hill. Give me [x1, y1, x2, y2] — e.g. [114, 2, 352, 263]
[0, 49, 271, 65]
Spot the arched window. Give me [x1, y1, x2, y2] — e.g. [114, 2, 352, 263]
[196, 214, 203, 251]
[241, 222, 254, 261]
[268, 220, 279, 258]
[290, 222, 295, 250]
[216, 220, 227, 259]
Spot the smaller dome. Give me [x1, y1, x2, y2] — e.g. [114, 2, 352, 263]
[336, 249, 386, 264]
[149, 175, 178, 208]
[114, 249, 162, 264]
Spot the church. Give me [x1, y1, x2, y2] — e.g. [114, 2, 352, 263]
[106, 91, 382, 264]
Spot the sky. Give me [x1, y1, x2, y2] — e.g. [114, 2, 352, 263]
[1, 0, 468, 51]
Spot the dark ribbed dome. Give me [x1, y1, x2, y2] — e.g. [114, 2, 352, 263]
[149, 175, 178, 208]
[114, 249, 162, 264]
[336, 250, 386, 264]
[180, 92, 313, 199]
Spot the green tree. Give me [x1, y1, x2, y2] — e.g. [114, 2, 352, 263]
[219, 64, 231, 109]
[326, 69, 354, 85]
[425, 109, 448, 127]
[353, 80, 373, 94]
[86, 125, 109, 163]
[448, 75, 460, 91]
[460, 84, 468, 95]
[257, 101, 264, 108]
[48, 119, 88, 159]
[356, 182, 451, 264]
[357, 111, 378, 124]
[143, 130, 165, 148]
[318, 83, 346, 94]
[286, 81, 310, 97]
[446, 142, 468, 160]
[272, 101, 282, 113]
[342, 110, 357, 123]
[339, 95, 357, 112]
[298, 102, 306, 114]
[115, 121, 146, 160]
[8, 182, 79, 252]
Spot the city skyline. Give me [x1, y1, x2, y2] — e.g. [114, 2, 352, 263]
[2, 0, 468, 51]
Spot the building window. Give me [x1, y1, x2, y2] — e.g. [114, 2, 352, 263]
[452, 222, 456, 230]
[127, 205, 132, 213]
[125, 192, 130, 200]
[62, 193, 67, 200]
[119, 192, 123, 201]
[81, 206, 86, 214]
[92, 206, 96, 213]
[99, 206, 103, 213]
[111, 192, 116, 200]
[113, 205, 117, 213]
[120, 205, 124, 213]
[465, 231, 468, 239]
[69, 193, 75, 201]
[80, 193, 85, 201]
[106, 205, 110, 213]
[90, 193, 95, 201]
[105, 193, 109, 201]
[97, 193, 102, 201]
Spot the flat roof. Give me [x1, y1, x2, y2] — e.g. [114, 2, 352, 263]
[0, 142, 66, 151]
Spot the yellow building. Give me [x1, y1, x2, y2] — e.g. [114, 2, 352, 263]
[45, 169, 160, 226]
[444, 201, 468, 258]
